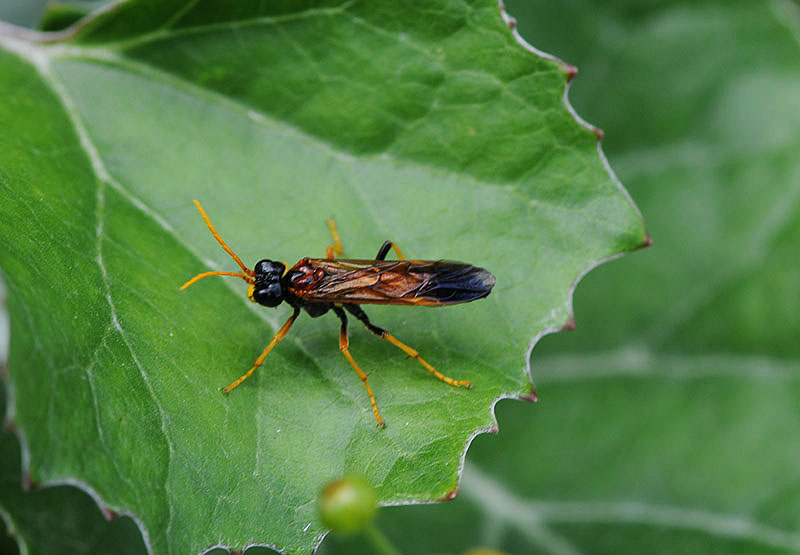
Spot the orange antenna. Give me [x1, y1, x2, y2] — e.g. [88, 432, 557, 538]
[181, 200, 255, 290]
[192, 200, 254, 276]
[180, 271, 252, 290]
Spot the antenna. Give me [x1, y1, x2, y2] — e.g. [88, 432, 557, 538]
[180, 200, 255, 290]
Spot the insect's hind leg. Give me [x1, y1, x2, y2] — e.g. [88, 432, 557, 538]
[333, 307, 385, 427]
[375, 240, 405, 261]
[344, 304, 472, 388]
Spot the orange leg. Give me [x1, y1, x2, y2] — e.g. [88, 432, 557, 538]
[326, 221, 407, 262]
[383, 332, 471, 388]
[333, 307, 384, 427]
[326, 219, 344, 260]
[223, 308, 300, 393]
[344, 304, 471, 389]
[375, 240, 405, 261]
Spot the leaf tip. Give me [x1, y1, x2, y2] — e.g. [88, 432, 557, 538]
[439, 486, 459, 502]
[593, 126, 605, 140]
[565, 64, 579, 82]
[561, 317, 576, 332]
[101, 506, 118, 521]
[520, 388, 539, 403]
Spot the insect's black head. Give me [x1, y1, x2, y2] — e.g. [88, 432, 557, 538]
[249, 259, 286, 307]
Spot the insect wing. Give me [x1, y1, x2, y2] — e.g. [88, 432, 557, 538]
[290, 259, 495, 305]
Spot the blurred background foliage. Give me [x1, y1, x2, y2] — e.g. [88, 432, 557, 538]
[3, 0, 800, 553]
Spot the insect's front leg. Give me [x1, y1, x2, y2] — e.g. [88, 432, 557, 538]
[222, 307, 300, 393]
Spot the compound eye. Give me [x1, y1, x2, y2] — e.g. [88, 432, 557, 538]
[252, 282, 283, 307]
[254, 259, 285, 278]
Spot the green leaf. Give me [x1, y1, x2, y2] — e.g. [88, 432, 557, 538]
[321, 1, 800, 553]
[0, 386, 147, 554]
[0, 1, 645, 553]
[1, 277, 145, 554]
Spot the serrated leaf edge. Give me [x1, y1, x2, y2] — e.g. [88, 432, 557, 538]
[0, 2, 650, 553]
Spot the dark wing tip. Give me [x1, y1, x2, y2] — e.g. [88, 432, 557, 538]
[419, 262, 496, 304]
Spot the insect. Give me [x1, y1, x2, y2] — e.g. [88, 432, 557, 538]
[181, 200, 495, 427]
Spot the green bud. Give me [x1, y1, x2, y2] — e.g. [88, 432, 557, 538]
[319, 475, 377, 535]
